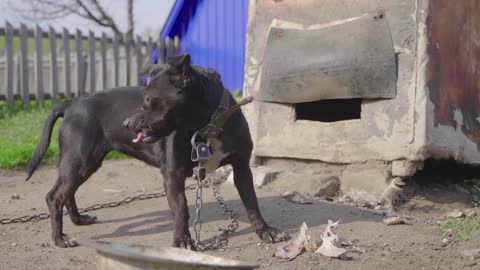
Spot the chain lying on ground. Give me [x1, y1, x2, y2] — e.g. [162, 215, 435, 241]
[0, 181, 208, 225]
[0, 187, 170, 225]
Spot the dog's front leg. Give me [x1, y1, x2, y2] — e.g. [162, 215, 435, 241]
[162, 169, 195, 250]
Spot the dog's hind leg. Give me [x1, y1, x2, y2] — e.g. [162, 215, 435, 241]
[64, 157, 104, 226]
[230, 156, 290, 243]
[46, 177, 68, 247]
[46, 128, 106, 247]
[46, 173, 80, 248]
[47, 156, 103, 247]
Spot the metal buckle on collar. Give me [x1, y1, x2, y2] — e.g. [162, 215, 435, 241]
[191, 132, 211, 162]
[191, 143, 211, 162]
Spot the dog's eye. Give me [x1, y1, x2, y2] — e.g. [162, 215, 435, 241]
[145, 96, 151, 103]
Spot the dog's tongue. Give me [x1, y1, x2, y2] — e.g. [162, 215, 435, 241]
[132, 132, 144, 143]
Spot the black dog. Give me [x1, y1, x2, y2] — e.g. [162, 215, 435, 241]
[26, 54, 288, 248]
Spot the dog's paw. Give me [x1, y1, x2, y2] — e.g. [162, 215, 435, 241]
[173, 236, 197, 251]
[54, 234, 78, 248]
[256, 226, 290, 243]
[71, 214, 97, 226]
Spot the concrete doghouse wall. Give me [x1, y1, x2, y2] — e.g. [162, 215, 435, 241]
[243, 0, 422, 200]
[244, 0, 419, 164]
[243, 0, 480, 201]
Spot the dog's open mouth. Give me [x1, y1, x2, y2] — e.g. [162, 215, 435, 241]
[132, 128, 156, 144]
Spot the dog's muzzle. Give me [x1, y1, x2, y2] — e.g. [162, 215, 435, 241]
[123, 117, 151, 143]
[123, 117, 170, 144]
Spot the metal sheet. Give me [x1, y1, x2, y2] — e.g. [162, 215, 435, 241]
[257, 10, 396, 103]
[426, 0, 480, 150]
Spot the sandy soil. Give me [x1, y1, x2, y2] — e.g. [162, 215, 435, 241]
[1, 160, 479, 270]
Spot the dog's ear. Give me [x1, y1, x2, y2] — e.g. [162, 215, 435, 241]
[166, 54, 192, 88]
[140, 64, 166, 77]
[167, 54, 191, 70]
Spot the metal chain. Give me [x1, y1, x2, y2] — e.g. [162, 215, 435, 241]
[0, 184, 196, 225]
[193, 169, 204, 244]
[189, 131, 238, 251]
[194, 168, 238, 251]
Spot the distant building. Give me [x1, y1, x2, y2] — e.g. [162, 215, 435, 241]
[161, 0, 249, 92]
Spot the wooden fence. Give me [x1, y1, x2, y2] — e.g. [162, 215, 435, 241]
[0, 22, 180, 107]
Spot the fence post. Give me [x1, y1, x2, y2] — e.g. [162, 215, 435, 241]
[135, 35, 143, 85]
[49, 26, 58, 102]
[88, 30, 96, 93]
[158, 38, 165, 64]
[76, 29, 85, 96]
[63, 28, 72, 98]
[34, 24, 45, 105]
[5, 22, 14, 108]
[125, 33, 132, 86]
[15, 55, 20, 100]
[101, 32, 107, 89]
[20, 23, 29, 107]
[146, 36, 153, 64]
[165, 37, 174, 59]
[174, 35, 180, 55]
[113, 32, 120, 87]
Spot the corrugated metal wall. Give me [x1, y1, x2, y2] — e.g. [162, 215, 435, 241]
[162, 0, 249, 92]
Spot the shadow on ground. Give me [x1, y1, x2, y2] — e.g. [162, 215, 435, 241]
[92, 196, 384, 242]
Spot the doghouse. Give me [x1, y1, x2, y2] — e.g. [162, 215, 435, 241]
[242, 0, 480, 202]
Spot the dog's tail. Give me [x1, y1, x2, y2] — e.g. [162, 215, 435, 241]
[25, 100, 72, 181]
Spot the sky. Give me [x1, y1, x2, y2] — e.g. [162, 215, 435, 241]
[0, 0, 176, 38]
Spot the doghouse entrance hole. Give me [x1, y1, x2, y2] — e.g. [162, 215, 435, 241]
[295, 99, 361, 122]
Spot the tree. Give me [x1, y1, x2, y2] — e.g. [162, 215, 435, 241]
[7, 0, 135, 35]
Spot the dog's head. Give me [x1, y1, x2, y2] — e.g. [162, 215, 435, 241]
[123, 54, 194, 144]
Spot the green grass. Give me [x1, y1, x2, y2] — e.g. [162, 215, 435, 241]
[440, 209, 480, 241]
[0, 100, 128, 169]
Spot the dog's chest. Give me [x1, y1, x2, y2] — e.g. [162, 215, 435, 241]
[203, 138, 228, 173]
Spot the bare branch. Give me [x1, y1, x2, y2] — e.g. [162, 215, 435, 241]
[8, 0, 77, 21]
[127, 0, 134, 36]
[6, 0, 125, 34]
[90, 0, 120, 33]
[74, 0, 119, 33]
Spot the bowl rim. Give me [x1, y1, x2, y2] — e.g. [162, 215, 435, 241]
[77, 239, 259, 270]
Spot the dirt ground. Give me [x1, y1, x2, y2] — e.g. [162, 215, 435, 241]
[1, 160, 480, 270]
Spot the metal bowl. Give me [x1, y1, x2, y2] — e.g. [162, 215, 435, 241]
[78, 239, 259, 270]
